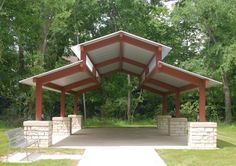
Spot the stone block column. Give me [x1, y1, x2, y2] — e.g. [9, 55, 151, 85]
[23, 121, 52, 147]
[52, 117, 70, 136]
[68, 115, 83, 134]
[168, 118, 188, 136]
[188, 122, 217, 149]
[157, 115, 171, 134]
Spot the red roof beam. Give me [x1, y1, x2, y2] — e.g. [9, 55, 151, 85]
[145, 78, 178, 92]
[33, 64, 83, 84]
[141, 85, 165, 96]
[157, 63, 205, 86]
[122, 57, 146, 69]
[123, 35, 158, 53]
[95, 57, 121, 68]
[63, 78, 96, 92]
[83, 35, 120, 52]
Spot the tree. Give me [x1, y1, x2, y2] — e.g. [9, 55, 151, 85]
[172, 0, 236, 123]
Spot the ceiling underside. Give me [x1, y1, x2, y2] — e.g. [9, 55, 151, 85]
[19, 31, 221, 96]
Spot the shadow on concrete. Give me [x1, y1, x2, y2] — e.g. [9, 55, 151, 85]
[52, 128, 188, 149]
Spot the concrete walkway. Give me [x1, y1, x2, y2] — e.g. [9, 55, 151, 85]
[79, 147, 166, 166]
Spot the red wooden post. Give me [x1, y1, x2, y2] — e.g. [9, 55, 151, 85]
[60, 91, 65, 117]
[199, 82, 206, 122]
[162, 94, 167, 115]
[35, 82, 42, 120]
[74, 95, 78, 115]
[156, 47, 162, 63]
[81, 46, 87, 70]
[176, 91, 180, 117]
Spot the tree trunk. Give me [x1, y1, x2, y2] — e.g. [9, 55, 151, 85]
[83, 93, 87, 121]
[37, 18, 51, 56]
[127, 74, 131, 122]
[221, 66, 232, 123]
[0, 0, 5, 11]
[18, 45, 24, 72]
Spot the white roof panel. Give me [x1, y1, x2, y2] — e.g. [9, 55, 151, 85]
[123, 43, 153, 65]
[152, 72, 189, 88]
[143, 83, 168, 92]
[88, 42, 120, 64]
[51, 72, 90, 86]
[122, 62, 143, 75]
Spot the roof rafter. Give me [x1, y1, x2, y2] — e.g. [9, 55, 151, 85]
[64, 78, 96, 92]
[141, 85, 165, 96]
[157, 62, 204, 86]
[145, 78, 178, 92]
[33, 64, 83, 84]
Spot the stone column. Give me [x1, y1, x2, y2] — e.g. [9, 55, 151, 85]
[157, 115, 171, 134]
[68, 115, 83, 134]
[23, 121, 53, 147]
[52, 117, 70, 136]
[168, 118, 188, 136]
[188, 122, 217, 149]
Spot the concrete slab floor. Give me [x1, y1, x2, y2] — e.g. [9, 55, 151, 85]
[52, 128, 188, 149]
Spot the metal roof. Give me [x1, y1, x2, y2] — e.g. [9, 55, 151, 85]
[20, 31, 221, 96]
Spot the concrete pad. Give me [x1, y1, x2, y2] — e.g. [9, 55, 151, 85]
[79, 147, 166, 166]
[1, 152, 82, 163]
[52, 128, 188, 149]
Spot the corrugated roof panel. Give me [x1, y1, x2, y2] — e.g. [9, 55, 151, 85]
[152, 72, 189, 88]
[122, 62, 143, 74]
[98, 63, 120, 74]
[143, 83, 168, 92]
[88, 42, 120, 64]
[123, 43, 153, 65]
[51, 72, 90, 86]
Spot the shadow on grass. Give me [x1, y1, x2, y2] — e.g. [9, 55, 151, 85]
[217, 139, 236, 148]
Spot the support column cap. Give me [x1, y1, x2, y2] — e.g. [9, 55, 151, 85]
[188, 122, 217, 127]
[23, 120, 52, 127]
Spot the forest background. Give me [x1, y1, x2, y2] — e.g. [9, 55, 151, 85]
[0, 0, 236, 125]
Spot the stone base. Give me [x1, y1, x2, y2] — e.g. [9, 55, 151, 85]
[168, 118, 188, 136]
[52, 117, 70, 136]
[188, 122, 217, 149]
[157, 115, 171, 134]
[23, 121, 52, 147]
[68, 115, 83, 134]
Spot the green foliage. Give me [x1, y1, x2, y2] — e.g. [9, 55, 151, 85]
[84, 117, 156, 128]
[180, 101, 198, 121]
[0, 0, 234, 123]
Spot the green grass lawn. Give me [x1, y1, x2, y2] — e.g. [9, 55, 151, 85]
[84, 117, 156, 128]
[0, 120, 83, 166]
[157, 123, 236, 166]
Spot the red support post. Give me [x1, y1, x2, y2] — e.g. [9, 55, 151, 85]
[60, 91, 65, 117]
[176, 91, 180, 117]
[199, 82, 206, 122]
[74, 95, 78, 115]
[35, 82, 42, 120]
[156, 47, 162, 63]
[162, 94, 167, 115]
[81, 46, 86, 70]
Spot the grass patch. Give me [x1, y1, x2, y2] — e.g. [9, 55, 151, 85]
[25, 148, 84, 155]
[0, 159, 78, 166]
[84, 117, 156, 128]
[157, 123, 236, 166]
[0, 120, 84, 165]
